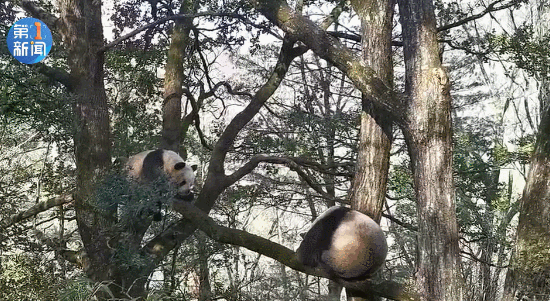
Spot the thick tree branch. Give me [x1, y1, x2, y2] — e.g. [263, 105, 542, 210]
[31, 63, 74, 89]
[205, 37, 306, 179]
[20, 0, 59, 30]
[251, 0, 407, 126]
[173, 201, 417, 300]
[143, 36, 306, 263]
[381, 212, 418, 232]
[174, 200, 306, 270]
[0, 195, 72, 230]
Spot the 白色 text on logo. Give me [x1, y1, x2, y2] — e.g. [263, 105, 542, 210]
[7, 18, 53, 64]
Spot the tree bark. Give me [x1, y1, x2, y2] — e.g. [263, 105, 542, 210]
[503, 87, 550, 301]
[397, 0, 462, 300]
[348, 0, 394, 300]
[161, 0, 196, 153]
[349, 0, 394, 224]
[251, 0, 407, 124]
[56, 0, 116, 296]
[251, 1, 461, 298]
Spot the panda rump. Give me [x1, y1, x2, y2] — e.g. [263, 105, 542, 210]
[296, 206, 388, 280]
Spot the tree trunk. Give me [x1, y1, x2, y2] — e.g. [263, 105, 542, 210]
[503, 4, 550, 297]
[197, 232, 212, 301]
[397, 0, 462, 300]
[161, 0, 195, 153]
[252, 0, 460, 298]
[349, 0, 394, 223]
[57, 0, 116, 296]
[348, 0, 394, 300]
[503, 84, 550, 300]
[57, 0, 167, 297]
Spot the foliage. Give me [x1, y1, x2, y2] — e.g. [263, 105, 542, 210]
[0, 253, 63, 300]
[490, 26, 550, 78]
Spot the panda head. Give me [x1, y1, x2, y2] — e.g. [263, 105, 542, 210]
[171, 161, 198, 201]
[296, 206, 387, 281]
[128, 149, 198, 201]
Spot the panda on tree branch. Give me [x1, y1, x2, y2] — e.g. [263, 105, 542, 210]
[126, 149, 198, 221]
[296, 206, 388, 283]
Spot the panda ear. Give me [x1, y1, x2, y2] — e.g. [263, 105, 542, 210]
[191, 164, 198, 171]
[174, 162, 186, 170]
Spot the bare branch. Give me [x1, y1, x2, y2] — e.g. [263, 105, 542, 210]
[1, 195, 73, 230]
[227, 155, 341, 202]
[381, 212, 418, 232]
[99, 11, 276, 53]
[460, 250, 509, 269]
[437, 0, 524, 32]
[327, 30, 361, 42]
[251, 0, 407, 126]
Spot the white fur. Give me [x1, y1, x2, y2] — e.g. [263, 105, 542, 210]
[322, 210, 387, 278]
[127, 150, 196, 197]
[301, 206, 387, 279]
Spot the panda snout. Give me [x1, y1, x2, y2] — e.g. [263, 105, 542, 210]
[178, 186, 192, 195]
[176, 191, 194, 202]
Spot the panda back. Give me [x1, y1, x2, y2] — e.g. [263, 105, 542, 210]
[127, 150, 153, 179]
[297, 206, 351, 268]
[323, 210, 387, 279]
[142, 149, 166, 181]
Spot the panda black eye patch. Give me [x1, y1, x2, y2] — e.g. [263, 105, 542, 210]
[179, 180, 187, 187]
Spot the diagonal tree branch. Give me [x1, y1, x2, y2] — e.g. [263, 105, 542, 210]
[30, 62, 73, 89]
[0, 195, 73, 231]
[173, 200, 417, 300]
[20, 0, 59, 30]
[250, 0, 407, 126]
[204, 38, 307, 179]
[143, 36, 307, 264]
[227, 155, 341, 202]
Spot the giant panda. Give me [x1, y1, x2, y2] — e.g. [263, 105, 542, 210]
[296, 206, 387, 281]
[126, 149, 197, 220]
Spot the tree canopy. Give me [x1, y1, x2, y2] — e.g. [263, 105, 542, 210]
[1, 0, 549, 300]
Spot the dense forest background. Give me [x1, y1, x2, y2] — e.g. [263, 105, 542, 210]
[1, 0, 549, 300]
